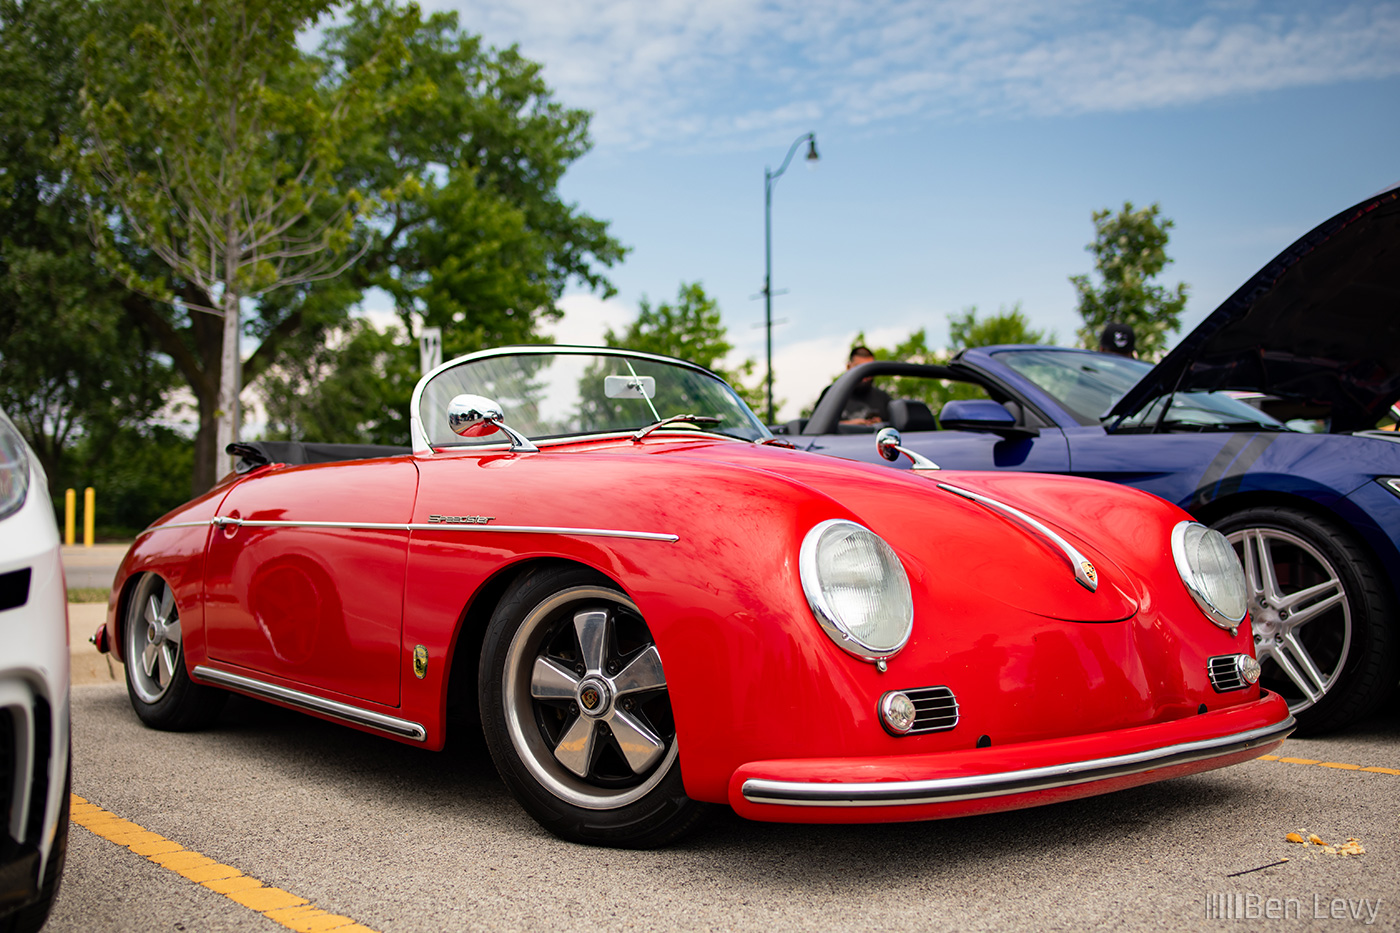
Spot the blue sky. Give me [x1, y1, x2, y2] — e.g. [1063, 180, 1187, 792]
[420, 0, 1400, 419]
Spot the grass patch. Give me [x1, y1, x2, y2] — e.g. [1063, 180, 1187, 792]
[67, 587, 109, 604]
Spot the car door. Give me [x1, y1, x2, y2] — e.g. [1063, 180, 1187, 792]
[202, 457, 417, 707]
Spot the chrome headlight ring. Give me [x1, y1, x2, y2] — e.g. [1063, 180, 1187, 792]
[799, 519, 914, 665]
[1171, 521, 1248, 631]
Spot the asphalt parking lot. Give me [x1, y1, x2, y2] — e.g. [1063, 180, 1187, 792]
[48, 678, 1399, 933]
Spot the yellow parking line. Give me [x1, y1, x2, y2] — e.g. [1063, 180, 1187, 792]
[70, 795, 378, 933]
[1257, 755, 1400, 776]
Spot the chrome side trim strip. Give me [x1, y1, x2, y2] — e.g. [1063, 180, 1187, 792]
[740, 716, 1294, 808]
[192, 666, 427, 742]
[937, 482, 1098, 592]
[152, 518, 678, 543]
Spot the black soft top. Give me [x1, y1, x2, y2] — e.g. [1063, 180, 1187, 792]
[227, 441, 411, 474]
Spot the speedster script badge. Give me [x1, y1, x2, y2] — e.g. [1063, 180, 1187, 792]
[428, 514, 495, 524]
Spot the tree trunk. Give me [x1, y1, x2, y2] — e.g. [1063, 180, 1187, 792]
[214, 286, 241, 482]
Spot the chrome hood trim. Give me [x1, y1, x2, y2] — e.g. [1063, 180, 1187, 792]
[937, 482, 1098, 592]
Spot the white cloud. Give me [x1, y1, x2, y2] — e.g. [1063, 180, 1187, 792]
[541, 293, 636, 346]
[428, 0, 1400, 150]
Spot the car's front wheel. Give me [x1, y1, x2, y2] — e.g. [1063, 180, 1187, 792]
[478, 566, 707, 847]
[123, 573, 226, 731]
[1216, 507, 1397, 735]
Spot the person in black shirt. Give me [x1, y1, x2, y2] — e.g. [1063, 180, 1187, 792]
[815, 346, 891, 424]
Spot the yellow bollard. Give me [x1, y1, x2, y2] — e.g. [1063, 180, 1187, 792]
[84, 487, 95, 548]
[64, 488, 75, 546]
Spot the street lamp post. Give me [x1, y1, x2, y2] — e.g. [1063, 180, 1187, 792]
[762, 132, 819, 424]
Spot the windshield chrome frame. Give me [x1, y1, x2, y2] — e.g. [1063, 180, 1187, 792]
[409, 345, 772, 454]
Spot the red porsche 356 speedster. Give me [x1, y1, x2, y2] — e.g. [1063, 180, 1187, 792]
[98, 346, 1292, 847]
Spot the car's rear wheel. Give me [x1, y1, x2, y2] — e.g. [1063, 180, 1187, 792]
[1216, 507, 1397, 735]
[123, 573, 226, 731]
[478, 566, 707, 847]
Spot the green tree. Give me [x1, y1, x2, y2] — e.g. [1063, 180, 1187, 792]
[78, 0, 402, 490]
[603, 282, 764, 410]
[0, 0, 172, 494]
[834, 305, 1052, 413]
[62, 0, 624, 493]
[947, 303, 1052, 350]
[1070, 202, 1188, 359]
[325, 1, 626, 359]
[258, 318, 417, 445]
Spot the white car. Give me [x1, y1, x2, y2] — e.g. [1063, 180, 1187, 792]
[0, 410, 69, 931]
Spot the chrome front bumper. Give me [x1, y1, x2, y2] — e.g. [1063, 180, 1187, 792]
[741, 715, 1295, 808]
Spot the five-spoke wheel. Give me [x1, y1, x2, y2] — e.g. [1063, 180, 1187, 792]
[1217, 507, 1396, 735]
[479, 567, 706, 847]
[123, 573, 225, 730]
[127, 572, 184, 704]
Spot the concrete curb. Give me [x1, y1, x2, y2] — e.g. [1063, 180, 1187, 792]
[69, 602, 121, 687]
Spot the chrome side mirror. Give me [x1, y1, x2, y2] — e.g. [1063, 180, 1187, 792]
[875, 427, 939, 471]
[447, 394, 539, 452]
[876, 426, 903, 462]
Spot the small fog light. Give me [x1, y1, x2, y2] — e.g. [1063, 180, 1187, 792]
[880, 691, 918, 735]
[1236, 655, 1261, 685]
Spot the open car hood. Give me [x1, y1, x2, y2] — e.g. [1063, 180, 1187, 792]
[1107, 184, 1400, 433]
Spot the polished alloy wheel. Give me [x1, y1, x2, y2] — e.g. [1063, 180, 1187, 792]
[126, 574, 184, 704]
[1229, 526, 1350, 714]
[501, 586, 678, 810]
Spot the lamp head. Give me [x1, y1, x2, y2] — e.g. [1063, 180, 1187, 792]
[805, 136, 820, 164]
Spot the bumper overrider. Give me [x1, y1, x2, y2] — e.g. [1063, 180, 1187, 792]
[729, 692, 1292, 823]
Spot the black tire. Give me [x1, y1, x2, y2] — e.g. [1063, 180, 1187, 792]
[1215, 506, 1398, 735]
[478, 566, 707, 848]
[123, 573, 226, 731]
[1, 762, 68, 933]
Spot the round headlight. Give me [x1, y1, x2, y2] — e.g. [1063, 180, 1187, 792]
[1171, 521, 1248, 629]
[799, 519, 913, 662]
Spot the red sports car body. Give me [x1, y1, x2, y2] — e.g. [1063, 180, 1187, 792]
[99, 346, 1292, 846]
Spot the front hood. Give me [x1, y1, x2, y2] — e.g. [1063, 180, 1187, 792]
[1108, 184, 1400, 433]
[672, 442, 1142, 623]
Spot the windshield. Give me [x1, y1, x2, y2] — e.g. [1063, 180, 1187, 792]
[415, 348, 769, 448]
[993, 347, 1291, 431]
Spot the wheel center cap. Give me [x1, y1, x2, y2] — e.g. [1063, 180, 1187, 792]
[1255, 606, 1282, 634]
[577, 677, 612, 718]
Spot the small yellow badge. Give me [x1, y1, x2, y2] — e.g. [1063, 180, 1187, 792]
[1081, 561, 1098, 585]
[413, 644, 429, 679]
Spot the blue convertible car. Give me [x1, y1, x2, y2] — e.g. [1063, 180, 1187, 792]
[791, 183, 1399, 735]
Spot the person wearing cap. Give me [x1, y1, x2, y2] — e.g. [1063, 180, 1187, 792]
[1099, 323, 1136, 358]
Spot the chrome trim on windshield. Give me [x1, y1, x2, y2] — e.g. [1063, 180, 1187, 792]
[152, 517, 678, 543]
[937, 482, 1099, 592]
[192, 666, 427, 741]
[410, 344, 769, 454]
[741, 716, 1294, 808]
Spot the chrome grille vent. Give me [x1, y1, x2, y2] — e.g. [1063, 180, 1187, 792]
[1208, 655, 1248, 692]
[901, 686, 959, 734]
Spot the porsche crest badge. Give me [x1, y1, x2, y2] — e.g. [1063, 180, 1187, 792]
[1081, 561, 1098, 585]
